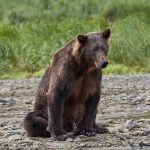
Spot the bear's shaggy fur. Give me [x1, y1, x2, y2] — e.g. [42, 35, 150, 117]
[24, 28, 111, 140]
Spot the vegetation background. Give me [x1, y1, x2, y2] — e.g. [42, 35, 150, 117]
[0, 0, 149, 78]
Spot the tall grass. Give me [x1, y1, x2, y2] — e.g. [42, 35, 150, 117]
[0, 0, 150, 78]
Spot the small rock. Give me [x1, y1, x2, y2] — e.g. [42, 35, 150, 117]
[25, 99, 32, 104]
[6, 123, 21, 130]
[19, 139, 33, 146]
[77, 135, 87, 138]
[105, 142, 113, 147]
[18, 147, 26, 150]
[118, 135, 125, 141]
[108, 119, 115, 124]
[4, 133, 9, 138]
[33, 141, 41, 150]
[74, 137, 82, 142]
[142, 130, 150, 136]
[0, 121, 8, 127]
[65, 137, 73, 142]
[79, 143, 87, 147]
[0, 97, 14, 106]
[128, 140, 134, 148]
[139, 141, 150, 147]
[126, 120, 139, 130]
[8, 134, 22, 141]
[98, 121, 109, 127]
[0, 131, 4, 136]
[118, 127, 124, 133]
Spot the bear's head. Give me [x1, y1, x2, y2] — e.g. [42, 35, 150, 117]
[72, 28, 111, 70]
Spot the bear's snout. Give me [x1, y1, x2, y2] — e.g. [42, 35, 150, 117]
[101, 60, 108, 69]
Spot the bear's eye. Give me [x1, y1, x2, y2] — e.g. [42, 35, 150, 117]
[100, 45, 106, 51]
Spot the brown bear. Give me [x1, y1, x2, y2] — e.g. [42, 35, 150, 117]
[23, 28, 111, 141]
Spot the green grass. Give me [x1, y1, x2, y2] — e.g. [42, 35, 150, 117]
[0, 65, 146, 79]
[0, 0, 150, 78]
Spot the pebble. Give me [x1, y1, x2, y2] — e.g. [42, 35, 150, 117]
[142, 130, 150, 136]
[5, 124, 20, 130]
[79, 143, 87, 147]
[98, 121, 110, 127]
[0, 131, 4, 136]
[32, 141, 42, 150]
[139, 141, 150, 147]
[126, 120, 139, 130]
[18, 147, 26, 150]
[18, 138, 33, 145]
[128, 140, 134, 148]
[0, 97, 14, 106]
[105, 142, 113, 147]
[3, 133, 9, 138]
[25, 99, 32, 104]
[0, 121, 8, 127]
[65, 137, 73, 142]
[74, 137, 82, 142]
[8, 134, 22, 141]
[118, 127, 124, 133]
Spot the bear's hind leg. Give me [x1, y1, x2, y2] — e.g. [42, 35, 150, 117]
[23, 112, 50, 137]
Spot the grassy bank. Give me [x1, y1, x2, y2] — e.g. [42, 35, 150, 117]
[0, 0, 150, 78]
[0, 64, 147, 79]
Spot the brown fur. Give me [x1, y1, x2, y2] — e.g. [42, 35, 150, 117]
[23, 28, 111, 140]
[64, 74, 98, 126]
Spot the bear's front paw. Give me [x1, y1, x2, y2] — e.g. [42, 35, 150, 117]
[94, 124, 109, 134]
[77, 129, 95, 136]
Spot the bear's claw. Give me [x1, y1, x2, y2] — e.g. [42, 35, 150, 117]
[78, 129, 95, 136]
[94, 126, 109, 134]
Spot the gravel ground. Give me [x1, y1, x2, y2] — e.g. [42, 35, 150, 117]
[0, 74, 150, 150]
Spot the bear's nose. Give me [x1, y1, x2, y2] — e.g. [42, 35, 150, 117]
[101, 60, 108, 69]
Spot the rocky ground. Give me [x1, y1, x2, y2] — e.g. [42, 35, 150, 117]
[0, 74, 150, 150]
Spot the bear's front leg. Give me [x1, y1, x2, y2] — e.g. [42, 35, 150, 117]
[47, 92, 73, 141]
[77, 90, 100, 136]
[77, 85, 109, 136]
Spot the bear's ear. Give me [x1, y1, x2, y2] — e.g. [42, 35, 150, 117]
[102, 28, 111, 39]
[76, 34, 87, 44]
